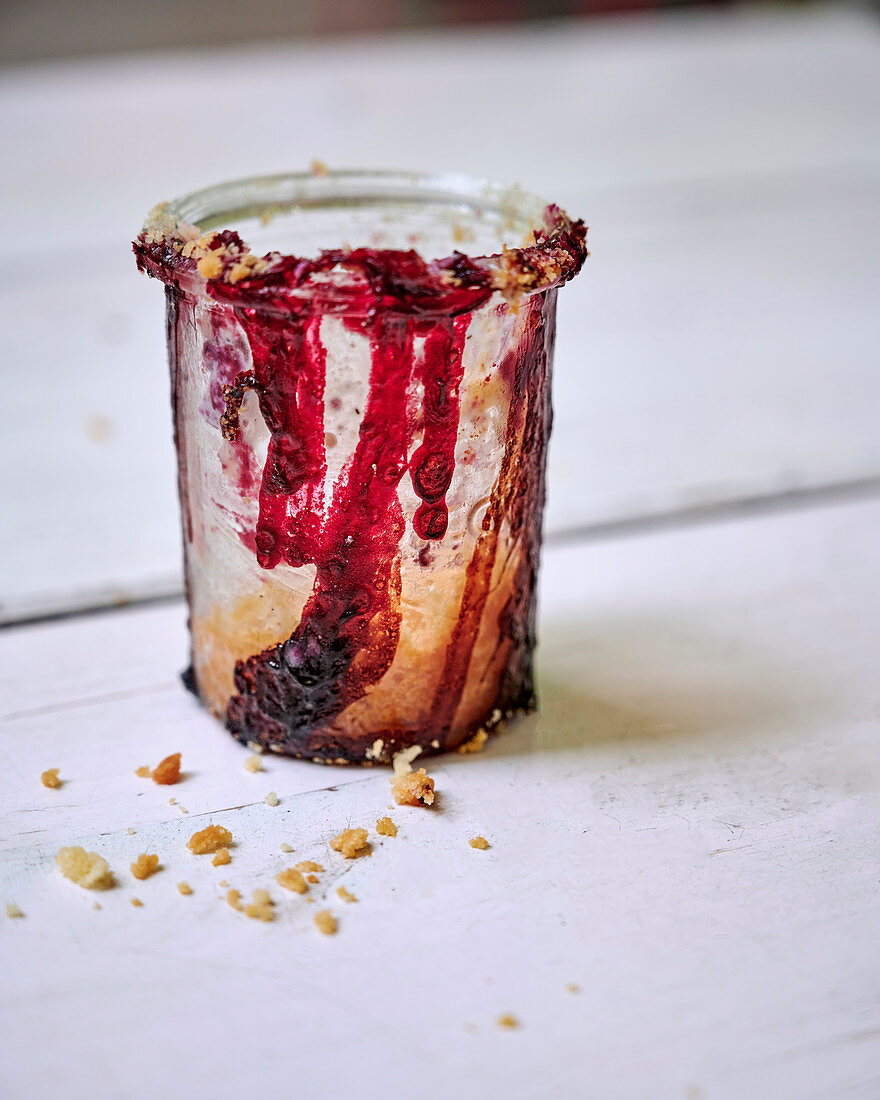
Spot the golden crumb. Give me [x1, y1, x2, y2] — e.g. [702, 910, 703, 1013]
[376, 816, 398, 837]
[458, 729, 489, 754]
[131, 897, 143, 907]
[280, 843, 294, 853]
[92, 901, 101, 910]
[41, 767, 62, 789]
[330, 827, 370, 859]
[314, 910, 337, 935]
[187, 824, 233, 854]
[497, 1014, 519, 1029]
[177, 882, 193, 896]
[126, 827, 136, 835]
[211, 848, 232, 867]
[265, 791, 279, 807]
[391, 745, 422, 777]
[55, 846, 114, 889]
[6, 903, 24, 918]
[226, 888, 243, 912]
[469, 836, 490, 850]
[130, 853, 161, 880]
[294, 861, 324, 873]
[336, 886, 357, 904]
[307, 874, 319, 884]
[391, 768, 435, 807]
[276, 868, 308, 894]
[135, 765, 151, 778]
[244, 754, 263, 773]
[310, 158, 329, 177]
[152, 752, 181, 785]
[197, 250, 224, 280]
[566, 983, 580, 994]
[244, 888, 275, 922]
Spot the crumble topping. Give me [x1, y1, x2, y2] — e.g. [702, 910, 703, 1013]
[458, 730, 488, 754]
[226, 888, 243, 911]
[391, 768, 435, 807]
[294, 861, 324, 873]
[245, 888, 275, 922]
[212, 848, 232, 867]
[310, 158, 329, 177]
[376, 816, 398, 837]
[244, 754, 263, 773]
[41, 768, 62, 789]
[365, 738, 384, 761]
[6, 903, 23, 918]
[151, 753, 182, 785]
[336, 886, 357, 904]
[280, 843, 294, 853]
[135, 766, 151, 778]
[55, 846, 114, 889]
[469, 836, 490, 850]
[314, 910, 337, 935]
[131, 898, 144, 907]
[276, 868, 308, 894]
[497, 1014, 519, 1029]
[130, 853, 161, 880]
[178, 882, 193, 896]
[265, 791, 279, 807]
[307, 874, 319, 884]
[187, 825, 233, 854]
[330, 827, 370, 859]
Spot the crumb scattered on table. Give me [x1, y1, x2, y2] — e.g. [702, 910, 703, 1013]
[566, 983, 580, 994]
[276, 868, 308, 894]
[458, 729, 488, 754]
[497, 1014, 519, 1029]
[151, 752, 182, 785]
[336, 886, 357, 903]
[244, 754, 263, 773]
[131, 897, 143, 907]
[177, 882, 193, 896]
[126, 827, 136, 835]
[226, 888, 243, 912]
[294, 861, 324, 873]
[187, 825, 233, 854]
[55, 846, 115, 889]
[244, 888, 275, 922]
[391, 745, 422, 777]
[41, 768, 62, 789]
[307, 874, 319, 884]
[310, 158, 328, 177]
[212, 848, 232, 867]
[6, 903, 24, 918]
[92, 901, 101, 910]
[330, 827, 370, 859]
[314, 909, 337, 935]
[135, 765, 151, 778]
[130, 853, 161, 880]
[391, 768, 435, 807]
[376, 816, 398, 837]
[469, 836, 490, 850]
[280, 843, 294, 853]
[265, 791, 279, 807]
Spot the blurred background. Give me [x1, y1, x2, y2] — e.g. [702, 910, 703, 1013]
[1, 0, 878, 622]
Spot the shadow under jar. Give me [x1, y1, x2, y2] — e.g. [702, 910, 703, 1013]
[134, 170, 587, 764]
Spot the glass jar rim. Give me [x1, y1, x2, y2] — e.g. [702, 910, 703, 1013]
[133, 168, 588, 317]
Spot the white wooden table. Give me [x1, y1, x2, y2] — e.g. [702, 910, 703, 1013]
[2, 7, 879, 1098]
